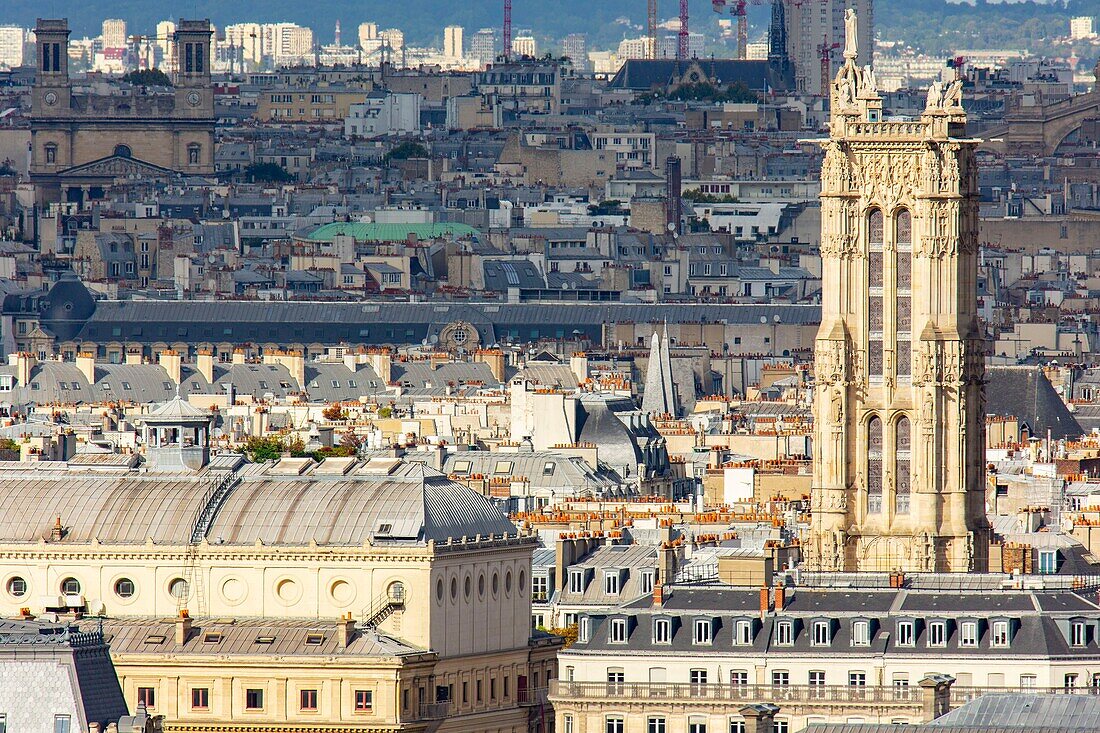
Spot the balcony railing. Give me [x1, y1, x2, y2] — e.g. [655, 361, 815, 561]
[952, 686, 1100, 705]
[549, 681, 922, 705]
[416, 701, 451, 720]
[519, 686, 550, 706]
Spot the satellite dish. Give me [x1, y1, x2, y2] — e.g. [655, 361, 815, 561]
[429, 335, 439, 344]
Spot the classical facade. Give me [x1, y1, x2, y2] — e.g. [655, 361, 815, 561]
[805, 11, 989, 573]
[29, 19, 216, 206]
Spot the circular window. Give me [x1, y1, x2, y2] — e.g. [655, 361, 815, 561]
[519, 570, 527, 596]
[492, 572, 499, 596]
[478, 573, 485, 598]
[464, 575, 472, 599]
[330, 580, 354, 606]
[114, 578, 135, 598]
[60, 577, 81, 595]
[168, 578, 189, 600]
[452, 327, 469, 345]
[222, 578, 247, 604]
[436, 579, 444, 603]
[275, 578, 300, 603]
[450, 577, 458, 601]
[7, 576, 27, 597]
[505, 570, 513, 595]
[388, 581, 406, 603]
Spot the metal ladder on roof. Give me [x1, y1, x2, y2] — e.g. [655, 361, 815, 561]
[176, 470, 240, 617]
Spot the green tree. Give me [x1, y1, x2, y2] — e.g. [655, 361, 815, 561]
[383, 142, 430, 164]
[245, 162, 294, 183]
[122, 68, 172, 87]
[244, 436, 283, 462]
[682, 189, 738, 204]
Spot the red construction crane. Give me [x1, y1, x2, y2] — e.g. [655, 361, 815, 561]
[503, 0, 513, 59]
[648, 0, 658, 58]
[678, 0, 689, 60]
[714, 0, 763, 62]
[818, 36, 840, 97]
[948, 55, 967, 81]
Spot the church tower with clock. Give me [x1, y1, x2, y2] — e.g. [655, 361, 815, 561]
[805, 11, 990, 573]
[29, 18, 215, 207]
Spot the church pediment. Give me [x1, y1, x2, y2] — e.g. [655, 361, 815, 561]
[59, 155, 175, 180]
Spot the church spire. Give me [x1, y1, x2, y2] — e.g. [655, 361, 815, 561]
[642, 327, 679, 417]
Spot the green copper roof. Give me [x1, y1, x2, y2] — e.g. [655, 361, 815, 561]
[305, 222, 480, 242]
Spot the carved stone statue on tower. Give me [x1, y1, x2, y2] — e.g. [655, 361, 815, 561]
[844, 8, 858, 60]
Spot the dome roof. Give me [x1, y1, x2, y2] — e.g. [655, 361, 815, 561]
[39, 273, 96, 341]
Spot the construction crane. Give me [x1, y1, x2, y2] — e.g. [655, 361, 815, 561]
[818, 36, 840, 97]
[678, 0, 689, 60]
[503, 0, 513, 59]
[948, 55, 967, 81]
[713, 0, 763, 62]
[648, 0, 658, 59]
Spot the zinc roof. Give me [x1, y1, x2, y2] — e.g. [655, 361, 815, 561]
[302, 222, 480, 243]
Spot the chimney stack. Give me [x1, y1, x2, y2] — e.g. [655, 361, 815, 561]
[232, 348, 247, 365]
[125, 348, 143, 365]
[338, 611, 356, 649]
[653, 584, 664, 607]
[75, 352, 96, 386]
[175, 609, 192, 645]
[739, 704, 780, 733]
[196, 349, 216, 385]
[773, 582, 785, 612]
[11, 351, 36, 387]
[159, 349, 182, 385]
[759, 585, 771, 616]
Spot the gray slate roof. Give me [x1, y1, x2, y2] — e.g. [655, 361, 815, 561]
[986, 366, 1082, 439]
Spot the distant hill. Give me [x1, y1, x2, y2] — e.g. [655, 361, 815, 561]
[0, 0, 1094, 59]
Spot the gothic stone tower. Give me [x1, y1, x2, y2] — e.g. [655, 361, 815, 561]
[806, 10, 989, 573]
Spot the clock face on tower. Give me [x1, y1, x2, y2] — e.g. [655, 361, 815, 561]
[186, 91, 201, 107]
[43, 91, 58, 106]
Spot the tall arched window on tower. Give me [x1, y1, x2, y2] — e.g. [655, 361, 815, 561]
[867, 415, 883, 514]
[895, 209, 912, 379]
[895, 416, 911, 514]
[868, 209, 884, 380]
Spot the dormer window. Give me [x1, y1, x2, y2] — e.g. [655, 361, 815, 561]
[1039, 549, 1058, 574]
[896, 621, 915, 647]
[578, 617, 590, 643]
[991, 620, 1010, 648]
[568, 569, 585, 594]
[959, 621, 978, 647]
[735, 619, 752, 645]
[811, 621, 830, 646]
[1071, 621, 1087, 647]
[604, 570, 620, 595]
[852, 620, 870, 646]
[654, 618, 671, 644]
[928, 621, 947, 648]
[694, 618, 712, 645]
[609, 618, 628, 643]
[639, 570, 655, 595]
[775, 621, 794, 646]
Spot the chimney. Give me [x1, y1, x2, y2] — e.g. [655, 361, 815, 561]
[125, 348, 142, 365]
[474, 349, 506, 382]
[196, 349, 216, 385]
[773, 582, 785, 613]
[90, 723, 101, 733]
[10, 351, 36, 387]
[51, 515, 64, 541]
[919, 674, 956, 722]
[739, 704, 780, 733]
[175, 609, 192, 645]
[570, 352, 589, 384]
[759, 585, 771, 616]
[368, 348, 393, 384]
[653, 584, 664, 607]
[338, 611, 356, 649]
[75, 352, 96, 386]
[159, 349, 182, 385]
[232, 348, 247, 365]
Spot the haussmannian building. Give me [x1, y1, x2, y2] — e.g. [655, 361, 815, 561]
[805, 10, 990, 573]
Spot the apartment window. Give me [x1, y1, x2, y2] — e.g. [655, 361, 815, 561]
[137, 687, 155, 708]
[849, 672, 867, 687]
[640, 571, 655, 594]
[609, 618, 628, 643]
[730, 670, 748, 686]
[928, 621, 947, 647]
[729, 722, 746, 733]
[809, 671, 825, 687]
[694, 618, 712, 644]
[991, 621, 1010, 648]
[812, 621, 829, 646]
[735, 619, 752, 645]
[689, 720, 707, 733]
[564, 715, 575, 733]
[771, 671, 789, 687]
[896, 621, 915, 647]
[245, 688, 264, 710]
[532, 575, 548, 601]
[579, 617, 590, 642]
[1071, 622, 1087, 647]
[654, 618, 671, 644]
[773, 722, 789, 733]
[604, 572, 620, 595]
[300, 689, 318, 711]
[852, 620, 870, 646]
[1065, 674, 1079, 690]
[191, 688, 209, 710]
[1039, 550, 1058, 574]
[959, 621, 978, 647]
[606, 718, 625, 733]
[569, 569, 585, 593]
[54, 716, 70, 733]
[648, 717, 667, 733]
[1020, 675, 1036, 688]
[775, 621, 793, 646]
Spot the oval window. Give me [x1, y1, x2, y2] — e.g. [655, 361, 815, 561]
[7, 576, 27, 597]
[114, 578, 135, 598]
[60, 577, 81, 595]
[168, 578, 189, 599]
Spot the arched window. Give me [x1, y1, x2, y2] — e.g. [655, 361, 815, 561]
[895, 209, 912, 379]
[895, 416, 911, 514]
[867, 209, 884, 380]
[867, 416, 883, 514]
[114, 144, 132, 158]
